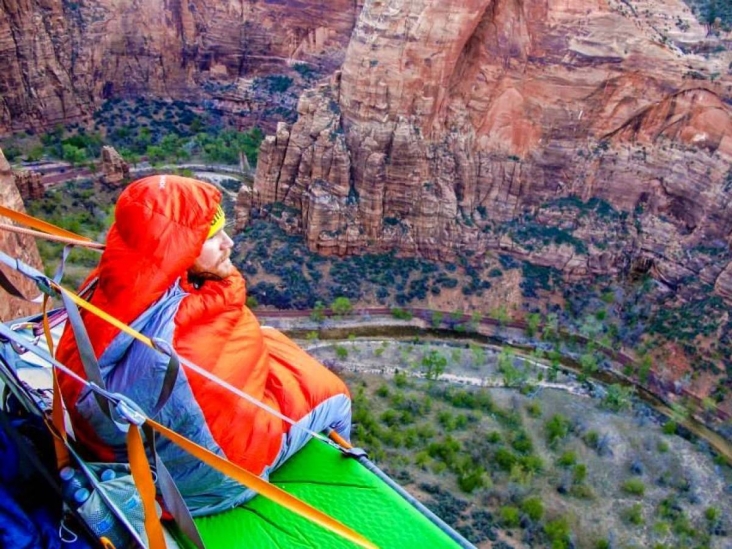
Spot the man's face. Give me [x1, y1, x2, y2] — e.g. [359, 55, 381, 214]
[189, 229, 236, 280]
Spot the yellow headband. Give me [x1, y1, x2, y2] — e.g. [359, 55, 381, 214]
[208, 205, 225, 238]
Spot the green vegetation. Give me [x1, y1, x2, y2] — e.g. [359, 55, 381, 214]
[330, 296, 353, 317]
[683, 0, 732, 31]
[25, 179, 115, 287]
[4, 100, 266, 169]
[621, 478, 646, 497]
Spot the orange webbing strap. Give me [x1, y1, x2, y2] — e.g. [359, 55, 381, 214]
[42, 294, 71, 470]
[146, 418, 378, 549]
[328, 430, 353, 450]
[0, 204, 95, 242]
[50, 372, 71, 470]
[127, 424, 167, 549]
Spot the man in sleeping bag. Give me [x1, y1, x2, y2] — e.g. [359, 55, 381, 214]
[55, 175, 352, 516]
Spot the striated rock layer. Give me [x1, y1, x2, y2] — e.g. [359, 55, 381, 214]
[13, 170, 43, 201]
[100, 146, 130, 187]
[0, 0, 361, 132]
[0, 148, 44, 321]
[246, 0, 732, 298]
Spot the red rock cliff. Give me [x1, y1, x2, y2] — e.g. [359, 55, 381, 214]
[0, 148, 44, 321]
[0, 0, 360, 132]
[247, 0, 732, 295]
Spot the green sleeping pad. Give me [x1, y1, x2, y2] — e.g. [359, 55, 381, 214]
[189, 440, 463, 548]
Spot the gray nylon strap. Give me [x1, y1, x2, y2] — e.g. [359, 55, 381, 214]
[143, 423, 206, 549]
[59, 290, 112, 418]
[149, 339, 181, 419]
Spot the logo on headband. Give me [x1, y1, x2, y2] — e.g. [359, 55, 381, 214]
[208, 205, 225, 238]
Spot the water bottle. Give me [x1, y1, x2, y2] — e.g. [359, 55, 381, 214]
[95, 511, 129, 548]
[91, 497, 132, 548]
[73, 487, 91, 505]
[100, 469, 116, 482]
[60, 466, 87, 504]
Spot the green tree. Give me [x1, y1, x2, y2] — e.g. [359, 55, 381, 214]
[331, 296, 353, 316]
[62, 143, 86, 165]
[638, 355, 652, 383]
[490, 305, 510, 325]
[431, 311, 443, 328]
[526, 312, 541, 337]
[310, 301, 326, 322]
[422, 350, 447, 380]
[390, 307, 413, 320]
[469, 343, 486, 366]
[602, 384, 634, 412]
[579, 351, 599, 378]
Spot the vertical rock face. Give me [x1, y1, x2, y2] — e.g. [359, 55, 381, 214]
[0, 148, 44, 321]
[247, 0, 732, 297]
[100, 146, 130, 187]
[0, 0, 361, 132]
[13, 170, 44, 200]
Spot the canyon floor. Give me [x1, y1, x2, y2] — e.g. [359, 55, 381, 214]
[302, 335, 732, 549]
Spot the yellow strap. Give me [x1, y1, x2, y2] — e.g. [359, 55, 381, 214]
[127, 425, 166, 549]
[55, 286, 152, 347]
[147, 418, 377, 549]
[0, 204, 94, 242]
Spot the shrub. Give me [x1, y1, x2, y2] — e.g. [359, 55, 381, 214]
[583, 430, 599, 448]
[394, 371, 408, 388]
[526, 402, 542, 418]
[545, 414, 572, 448]
[622, 478, 646, 496]
[499, 506, 521, 528]
[557, 451, 577, 468]
[623, 503, 644, 525]
[391, 307, 413, 320]
[544, 517, 571, 548]
[602, 384, 634, 412]
[705, 506, 720, 526]
[521, 496, 544, 521]
[573, 463, 587, 484]
[334, 345, 348, 360]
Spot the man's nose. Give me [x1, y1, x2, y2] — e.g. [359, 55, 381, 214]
[221, 231, 234, 248]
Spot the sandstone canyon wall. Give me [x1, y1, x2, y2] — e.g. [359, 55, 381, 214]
[247, 0, 732, 297]
[0, 148, 44, 321]
[0, 0, 361, 132]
